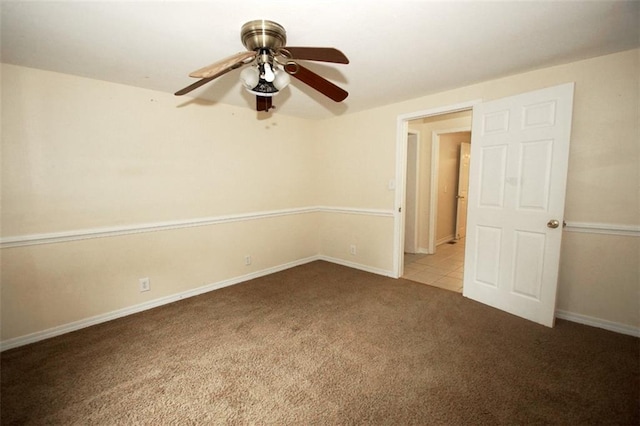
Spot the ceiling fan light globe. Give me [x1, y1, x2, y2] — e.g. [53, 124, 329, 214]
[273, 70, 290, 90]
[240, 66, 260, 89]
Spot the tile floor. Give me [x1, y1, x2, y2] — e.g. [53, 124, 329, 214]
[403, 238, 465, 293]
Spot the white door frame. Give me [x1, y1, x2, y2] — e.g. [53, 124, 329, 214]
[428, 127, 471, 254]
[404, 130, 421, 254]
[393, 99, 481, 278]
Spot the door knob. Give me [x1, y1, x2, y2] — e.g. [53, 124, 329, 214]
[547, 219, 560, 229]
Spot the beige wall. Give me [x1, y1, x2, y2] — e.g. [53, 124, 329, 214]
[315, 49, 639, 329]
[558, 232, 639, 327]
[1, 214, 319, 340]
[1, 65, 317, 235]
[1, 64, 321, 342]
[2, 48, 639, 344]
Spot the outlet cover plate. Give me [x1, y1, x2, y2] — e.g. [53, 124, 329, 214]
[139, 277, 150, 292]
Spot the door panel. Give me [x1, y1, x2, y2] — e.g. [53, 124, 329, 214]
[478, 145, 507, 208]
[511, 230, 545, 299]
[474, 225, 502, 287]
[518, 140, 553, 210]
[463, 83, 574, 327]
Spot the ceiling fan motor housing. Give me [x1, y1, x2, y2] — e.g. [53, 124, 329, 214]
[241, 20, 287, 52]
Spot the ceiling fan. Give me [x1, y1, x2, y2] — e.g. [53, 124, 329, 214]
[174, 20, 349, 112]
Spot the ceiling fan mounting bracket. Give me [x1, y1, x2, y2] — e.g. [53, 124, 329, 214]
[241, 20, 287, 52]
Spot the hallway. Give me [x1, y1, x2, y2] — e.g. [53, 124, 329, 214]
[403, 239, 465, 293]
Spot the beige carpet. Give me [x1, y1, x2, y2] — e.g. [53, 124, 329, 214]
[2, 261, 639, 425]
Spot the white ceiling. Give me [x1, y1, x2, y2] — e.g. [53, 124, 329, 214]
[1, 1, 638, 119]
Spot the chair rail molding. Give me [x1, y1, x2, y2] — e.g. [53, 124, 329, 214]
[0, 206, 395, 249]
[563, 221, 640, 237]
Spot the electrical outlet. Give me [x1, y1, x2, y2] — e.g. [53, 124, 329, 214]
[139, 277, 150, 292]
[350, 245, 357, 255]
[245, 255, 252, 266]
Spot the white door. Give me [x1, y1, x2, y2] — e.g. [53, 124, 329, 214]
[462, 83, 574, 327]
[455, 142, 471, 240]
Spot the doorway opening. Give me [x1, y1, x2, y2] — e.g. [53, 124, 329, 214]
[393, 100, 480, 292]
[403, 115, 471, 292]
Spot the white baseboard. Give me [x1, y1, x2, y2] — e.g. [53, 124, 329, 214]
[436, 235, 455, 246]
[317, 255, 395, 278]
[0, 256, 321, 352]
[555, 309, 640, 337]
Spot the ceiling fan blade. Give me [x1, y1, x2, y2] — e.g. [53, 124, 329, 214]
[174, 77, 216, 96]
[188, 51, 256, 79]
[256, 96, 273, 112]
[279, 47, 349, 64]
[284, 63, 348, 102]
[176, 52, 257, 96]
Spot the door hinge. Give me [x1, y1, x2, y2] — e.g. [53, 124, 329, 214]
[399, 207, 402, 213]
